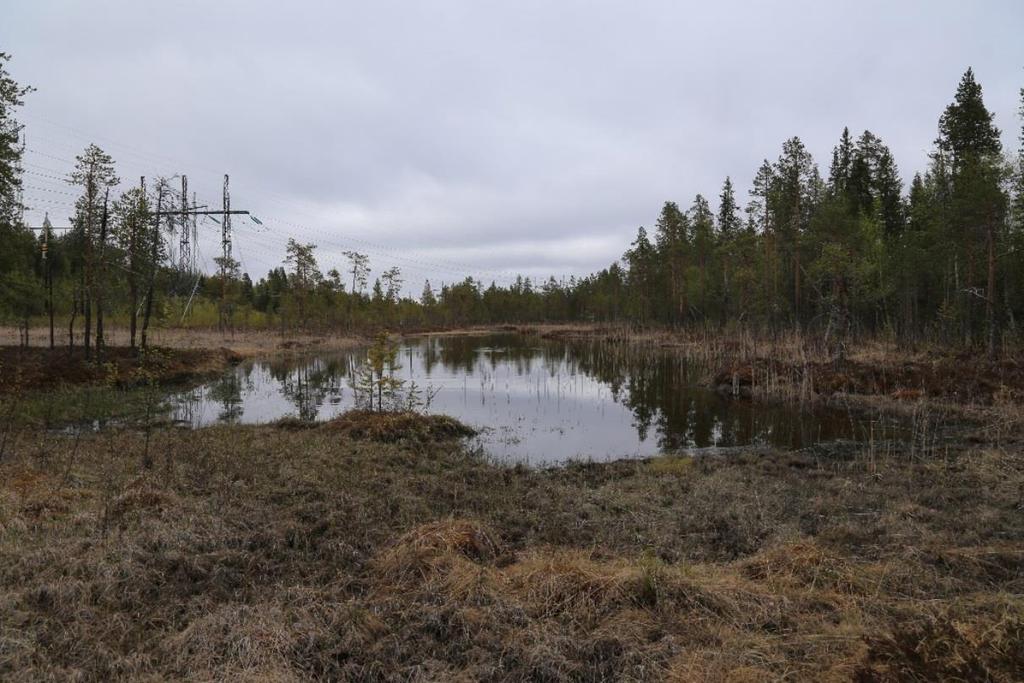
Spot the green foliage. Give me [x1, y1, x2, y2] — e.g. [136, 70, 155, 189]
[1, 61, 1021, 353]
[0, 52, 32, 227]
[937, 68, 1002, 169]
[351, 332, 403, 412]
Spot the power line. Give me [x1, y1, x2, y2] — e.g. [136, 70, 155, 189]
[20, 122, 527, 281]
[18, 121, 556, 289]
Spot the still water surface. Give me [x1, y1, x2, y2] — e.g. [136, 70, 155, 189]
[163, 331, 901, 464]
[168, 333, 895, 463]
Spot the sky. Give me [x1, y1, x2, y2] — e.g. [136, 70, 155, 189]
[4, 0, 1023, 293]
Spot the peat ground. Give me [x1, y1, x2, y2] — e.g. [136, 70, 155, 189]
[0, 345, 242, 395]
[0, 325, 1022, 680]
[0, 411, 1021, 681]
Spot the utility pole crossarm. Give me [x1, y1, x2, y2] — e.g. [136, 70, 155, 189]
[152, 209, 250, 216]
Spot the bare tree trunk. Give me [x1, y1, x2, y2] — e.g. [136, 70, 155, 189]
[47, 262, 54, 349]
[141, 187, 163, 351]
[129, 284, 138, 349]
[721, 258, 731, 328]
[83, 174, 94, 362]
[83, 296, 91, 361]
[95, 190, 110, 360]
[68, 289, 78, 354]
[986, 218, 998, 360]
[131, 177, 145, 349]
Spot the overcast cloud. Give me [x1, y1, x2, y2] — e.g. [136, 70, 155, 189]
[4, 0, 1023, 291]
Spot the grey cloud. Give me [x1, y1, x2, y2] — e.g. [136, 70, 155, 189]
[4, 0, 1023, 292]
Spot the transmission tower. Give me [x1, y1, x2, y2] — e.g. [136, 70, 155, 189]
[179, 175, 190, 272]
[191, 191, 198, 273]
[221, 174, 232, 272]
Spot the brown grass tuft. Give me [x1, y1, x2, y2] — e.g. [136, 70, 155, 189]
[741, 542, 866, 595]
[373, 518, 502, 584]
[324, 409, 476, 443]
[0, 390, 1021, 680]
[856, 600, 1024, 682]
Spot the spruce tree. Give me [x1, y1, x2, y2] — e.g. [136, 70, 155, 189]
[827, 127, 854, 198]
[690, 194, 715, 315]
[875, 146, 905, 237]
[717, 177, 740, 240]
[624, 227, 656, 324]
[421, 280, 437, 307]
[774, 137, 818, 323]
[935, 68, 1005, 352]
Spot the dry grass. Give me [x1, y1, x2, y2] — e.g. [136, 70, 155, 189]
[324, 410, 477, 443]
[0, 325, 362, 358]
[1, 324, 1022, 679]
[0, 408, 1021, 681]
[0, 345, 242, 396]
[512, 323, 1024, 434]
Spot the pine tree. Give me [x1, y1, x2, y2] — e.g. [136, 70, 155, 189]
[937, 68, 1002, 172]
[653, 201, 689, 323]
[284, 238, 321, 327]
[343, 251, 370, 296]
[68, 144, 119, 360]
[0, 53, 32, 227]
[112, 187, 150, 348]
[381, 266, 403, 303]
[0, 53, 35, 334]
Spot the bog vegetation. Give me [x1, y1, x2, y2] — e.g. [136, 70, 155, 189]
[2, 50, 1024, 682]
[1, 53, 1023, 356]
[1, 409, 1022, 680]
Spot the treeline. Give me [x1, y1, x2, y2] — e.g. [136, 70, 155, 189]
[2, 55, 1023, 357]
[603, 69, 1024, 357]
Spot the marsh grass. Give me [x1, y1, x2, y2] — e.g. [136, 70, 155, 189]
[0, 325, 364, 357]
[0, 408, 1021, 681]
[2, 326, 1023, 680]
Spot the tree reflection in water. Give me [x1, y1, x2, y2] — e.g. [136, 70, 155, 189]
[267, 356, 346, 422]
[162, 333, 903, 461]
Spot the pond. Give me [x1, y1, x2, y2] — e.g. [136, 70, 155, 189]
[164, 333, 903, 464]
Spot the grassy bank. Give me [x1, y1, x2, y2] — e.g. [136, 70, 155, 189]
[0, 326, 364, 357]
[510, 324, 1024, 426]
[0, 329, 363, 425]
[1, 326, 1022, 680]
[1, 411, 1022, 681]
[0, 345, 245, 395]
